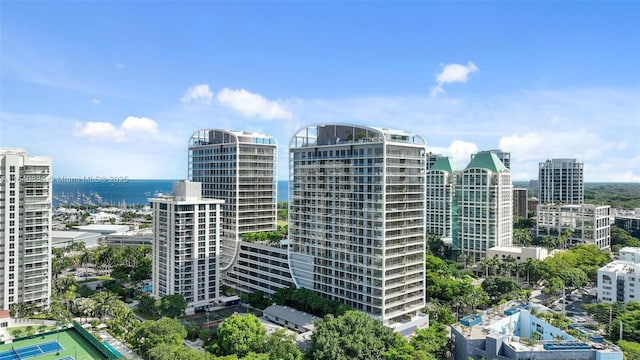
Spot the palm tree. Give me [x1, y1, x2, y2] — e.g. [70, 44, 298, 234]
[62, 285, 77, 312]
[502, 255, 517, 279]
[479, 257, 492, 278]
[488, 255, 500, 276]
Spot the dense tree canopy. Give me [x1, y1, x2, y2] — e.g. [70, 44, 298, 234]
[307, 311, 397, 360]
[273, 287, 350, 318]
[129, 317, 187, 358]
[213, 314, 267, 357]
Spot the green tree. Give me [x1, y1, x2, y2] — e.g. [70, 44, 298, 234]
[307, 310, 397, 360]
[129, 317, 187, 358]
[264, 329, 302, 360]
[481, 276, 522, 303]
[410, 322, 450, 359]
[609, 303, 640, 342]
[160, 294, 187, 318]
[541, 277, 565, 297]
[213, 313, 267, 357]
[617, 340, 640, 359]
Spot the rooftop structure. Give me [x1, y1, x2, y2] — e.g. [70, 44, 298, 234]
[451, 302, 623, 360]
[51, 231, 101, 249]
[263, 304, 317, 333]
[471, 149, 510, 170]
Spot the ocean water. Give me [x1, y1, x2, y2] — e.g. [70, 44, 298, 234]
[53, 179, 289, 207]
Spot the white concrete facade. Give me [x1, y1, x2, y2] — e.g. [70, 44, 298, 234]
[189, 129, 278, 271]
[425, 157, 455, 239]
[538, 158, 584, 205]
[288, 124, 426, 325]
[0, 148, 52, 311]
[486, 246, 549, 263]
[457, 151, 513, 261]
[223, 240, 294, 296]
[598, 247, 640, 303]
[536, 203, 611, 250]
[150, 180, 224, 312]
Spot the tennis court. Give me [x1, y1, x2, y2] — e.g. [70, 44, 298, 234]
[0, 329, 108, 360]
[0, 341, 63, 360]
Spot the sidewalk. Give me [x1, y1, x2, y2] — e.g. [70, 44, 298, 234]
[97, 330, 142, 360]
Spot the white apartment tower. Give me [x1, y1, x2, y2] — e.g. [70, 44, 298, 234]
[188, 130, 278, 270]
[0, 149, 52, 311]
[457, 151, 513, 261]
[150, 180, 223, 313]
[288, 124, 426, 325]
[426, 156, 455, 239]
[538, 159, 584, 205]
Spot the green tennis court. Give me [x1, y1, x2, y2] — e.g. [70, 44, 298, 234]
[0, 329, 108, 360]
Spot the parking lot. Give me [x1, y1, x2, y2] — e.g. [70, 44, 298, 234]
[550, 289, 597, 326]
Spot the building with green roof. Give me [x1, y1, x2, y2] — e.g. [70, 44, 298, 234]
[426, 156, 457, 247]
[457, 151, 513, 261]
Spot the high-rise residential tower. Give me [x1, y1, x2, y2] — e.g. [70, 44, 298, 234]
[513, 188, 528, 218]
[538, 159, 584, 205]
[426, 156, 456, 242]
[0, 149, 52, 311]
[188, 130, 278, 269]
[288, 124, 426, 326]
[150, 180, 223, 313]
[457, 151, 513, 261]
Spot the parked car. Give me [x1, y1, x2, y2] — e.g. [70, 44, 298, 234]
[573, 316, 586, 323]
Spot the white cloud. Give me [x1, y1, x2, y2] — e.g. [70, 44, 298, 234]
[92, 98, 100, 106]
[216, 87, 293, 120]
[181, 84, 213, 105]
[428, 140, 479, 170]
[74, 122, 125, 142]
[431, 61, 479, 96]
[121, 116, 159, 134]
[75, 116, 159, 142]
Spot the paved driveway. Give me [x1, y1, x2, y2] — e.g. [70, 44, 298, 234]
[97, 330, 142, 360]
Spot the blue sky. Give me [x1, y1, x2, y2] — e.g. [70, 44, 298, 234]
[1, 1, 639, 181]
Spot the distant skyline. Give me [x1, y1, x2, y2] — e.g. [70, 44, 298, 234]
[1, 2, 639, 181]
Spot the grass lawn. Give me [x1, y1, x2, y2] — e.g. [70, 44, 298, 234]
[277, 220, 288, 227]
[0, 329, 108, 360]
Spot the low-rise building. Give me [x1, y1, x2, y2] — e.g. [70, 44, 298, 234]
[614, 214, 640, 238]
[451, 302, 623, 360]
[486, 246, 549, 263]
[263, 304, 317, 333]
[598, 247, 640, 303]
[51, 230, 101, 249]
[536, 203, 611, 250]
